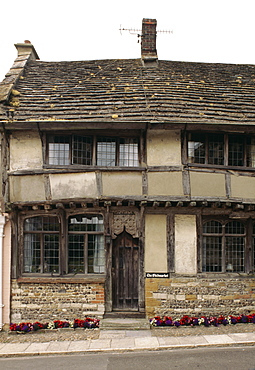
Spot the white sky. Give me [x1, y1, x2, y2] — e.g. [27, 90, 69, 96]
[1, 0, 255, 81]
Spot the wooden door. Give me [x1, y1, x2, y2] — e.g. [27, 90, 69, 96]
[112, 229, 139, 310]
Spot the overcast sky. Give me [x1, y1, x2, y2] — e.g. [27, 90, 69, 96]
[1, 0, 254, 81]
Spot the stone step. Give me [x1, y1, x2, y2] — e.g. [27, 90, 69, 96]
[100, 318, 150, 330]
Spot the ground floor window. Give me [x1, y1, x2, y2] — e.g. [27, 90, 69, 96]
[68, 215, 105, 273]
[202, 218, 254, 273]
[22, 214, 105, 275]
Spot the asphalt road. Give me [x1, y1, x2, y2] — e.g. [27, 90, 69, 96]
[1, 346, 255, 370]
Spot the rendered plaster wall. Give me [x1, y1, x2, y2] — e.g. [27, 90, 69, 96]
[9, 175, 46, 202]
[231, 175, 255, 200]
[145, 277, 255, 318]
[145, 214, 167, 272]
[50, 172, 98, 200]
[2, 217, 11, 326]
[102, 172, 143, 196]
[190, 172, 226, 197]
[147, 172, 184, 196]
[9, 132, 43, 171]
[175, 214, 197, 274]
[10, 281, 105, 323]
[147, 130, 181, 166]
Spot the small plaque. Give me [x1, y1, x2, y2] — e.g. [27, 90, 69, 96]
[146, 272, 169, 278]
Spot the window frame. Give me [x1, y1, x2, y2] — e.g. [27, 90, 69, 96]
[46, 132, 141, 168]
[187, 132, 255, 169]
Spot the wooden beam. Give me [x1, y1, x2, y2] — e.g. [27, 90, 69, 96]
[165, 201, 172, 207]
[177, 201, 183, 207]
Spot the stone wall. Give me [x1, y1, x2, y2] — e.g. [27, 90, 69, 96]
[145, 277, 255, 318]
[11, 280, 105, 323]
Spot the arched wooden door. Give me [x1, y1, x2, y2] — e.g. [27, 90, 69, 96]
[112, 229, 139, 310]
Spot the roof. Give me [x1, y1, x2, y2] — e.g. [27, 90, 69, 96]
[1, 55, 255, 126]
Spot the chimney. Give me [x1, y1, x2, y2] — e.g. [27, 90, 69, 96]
[14, 40, 39, 60]
[141, 18, 157, 63]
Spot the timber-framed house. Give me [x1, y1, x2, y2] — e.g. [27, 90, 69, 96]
[0, 19, 255, 325]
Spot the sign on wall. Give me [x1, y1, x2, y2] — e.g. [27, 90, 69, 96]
[146, 272, 169, 278]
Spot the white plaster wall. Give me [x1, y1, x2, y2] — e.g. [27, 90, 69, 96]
[10, 132, 43, 171]
[50, 172, 98, 200]
[145, 214, 167, 272]
[175, 214, 197, 274]
[147, 130, 181, 166]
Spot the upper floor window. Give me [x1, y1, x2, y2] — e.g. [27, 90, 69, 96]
[48, 134, 139, 167]
[188, 133, 255, 167]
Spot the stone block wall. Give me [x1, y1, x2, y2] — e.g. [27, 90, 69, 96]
[11, 280, 105, 323]
[145, 277, 255, 319]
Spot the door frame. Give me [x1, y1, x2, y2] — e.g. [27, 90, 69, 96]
[104, 210, 145, 314]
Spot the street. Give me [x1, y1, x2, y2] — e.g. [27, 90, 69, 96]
[1, 346, 255, 370]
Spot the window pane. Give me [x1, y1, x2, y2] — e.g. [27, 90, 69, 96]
[225, 221, 244, 272]
[208, 134, 224, 165]
[69, 215, 104, 232]
[48, 136, 70, 165]
[226, 236, 244, 272]
[247, 136, 255, 167]
[202, 236, 222, 272]
[24, 216, 59, 232]
[203, 220, 222, 234]
[225, 221, 244, 235]
[72, 135, 92, 165]
[24, 234, 40, 273]
[188, 133, 205, 163]
[88, 234, 105, 273]
[228, 135, 244, 166]
[44, 234, 59, 273]
[97, 137, 116, 166]
[68, 234, 84, 273]
[24, 216, 60, 274]
[119, 138, 139, 166]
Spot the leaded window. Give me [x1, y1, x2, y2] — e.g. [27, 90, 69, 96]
[188, 133, 255, 168]
[202, 220, 245, 272]
[68, 215, 105, 274]
[48, 134, 139, 167]
[23, 216, 60, 273]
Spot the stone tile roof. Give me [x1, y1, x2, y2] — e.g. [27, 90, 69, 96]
[1, 57, 255, 125]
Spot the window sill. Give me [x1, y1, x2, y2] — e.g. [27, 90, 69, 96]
[197, 272, 254, 279]
[43, 165, 146, 172]
[17, 274, 106, 284]
[186, 163, 255, 172]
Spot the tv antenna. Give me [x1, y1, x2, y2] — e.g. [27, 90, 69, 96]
[119, 25, 173, 43]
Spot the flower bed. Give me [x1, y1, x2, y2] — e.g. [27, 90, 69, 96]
[150, 314, 255, 327]
[10, 318, 100, 333]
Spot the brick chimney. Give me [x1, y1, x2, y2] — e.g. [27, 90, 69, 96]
[141, 18, 157, 62]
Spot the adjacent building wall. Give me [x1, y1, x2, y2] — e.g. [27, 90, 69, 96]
[2, 217, 11, 327]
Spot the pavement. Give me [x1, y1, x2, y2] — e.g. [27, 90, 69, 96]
[0, 329, 255, 357]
